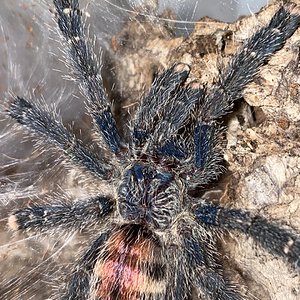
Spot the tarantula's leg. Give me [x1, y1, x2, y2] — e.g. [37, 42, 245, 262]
[8, 97, 113, 180]
[184, 234, 244, 300]
[195, 202, 300, 271]
[201, 4, 300, 121]
[62, 231, 110, 299]
[188, 5, 300, 187]
[53, 0, 122, 153]
[8, 196, 113, 232]
[132, 63, 191, 147]
[188, 123, 225, 187]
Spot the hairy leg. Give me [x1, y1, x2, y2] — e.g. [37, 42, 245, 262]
[188, 124, 225, 187]
[189, 4, 300, 186]
[184, 232, 244, 300]
[8, 97, 113, 180]
[8, 196, 113, 232]
[62, 231, 110, 300]
[194, 202, 300, 271]
[53, 0, 122, 153]
[132, 64, 193, 146]
[201, 4, 300, 121]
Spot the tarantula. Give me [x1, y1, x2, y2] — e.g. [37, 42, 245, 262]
[4, 0, 300, 299]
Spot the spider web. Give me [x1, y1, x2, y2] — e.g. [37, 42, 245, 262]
[0, 1, 299, 300]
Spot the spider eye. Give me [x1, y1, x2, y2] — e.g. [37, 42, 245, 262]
[132, 163, 144, 180]
[156, 171, 173, 185]
[118, 163, 180, 229]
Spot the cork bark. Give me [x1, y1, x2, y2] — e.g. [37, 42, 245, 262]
[0, 0, 299, 299]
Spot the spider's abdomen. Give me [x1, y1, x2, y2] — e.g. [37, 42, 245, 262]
[118, 163, 182, 229]
[94, 224, 166, 299]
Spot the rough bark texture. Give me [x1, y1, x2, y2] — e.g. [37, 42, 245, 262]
[106, 1, 300, 298]
[0, 0, 299, 299]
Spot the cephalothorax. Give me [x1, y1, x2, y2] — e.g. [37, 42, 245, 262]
[118, 163, 182, 230]
[4, 1, 300, 299]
